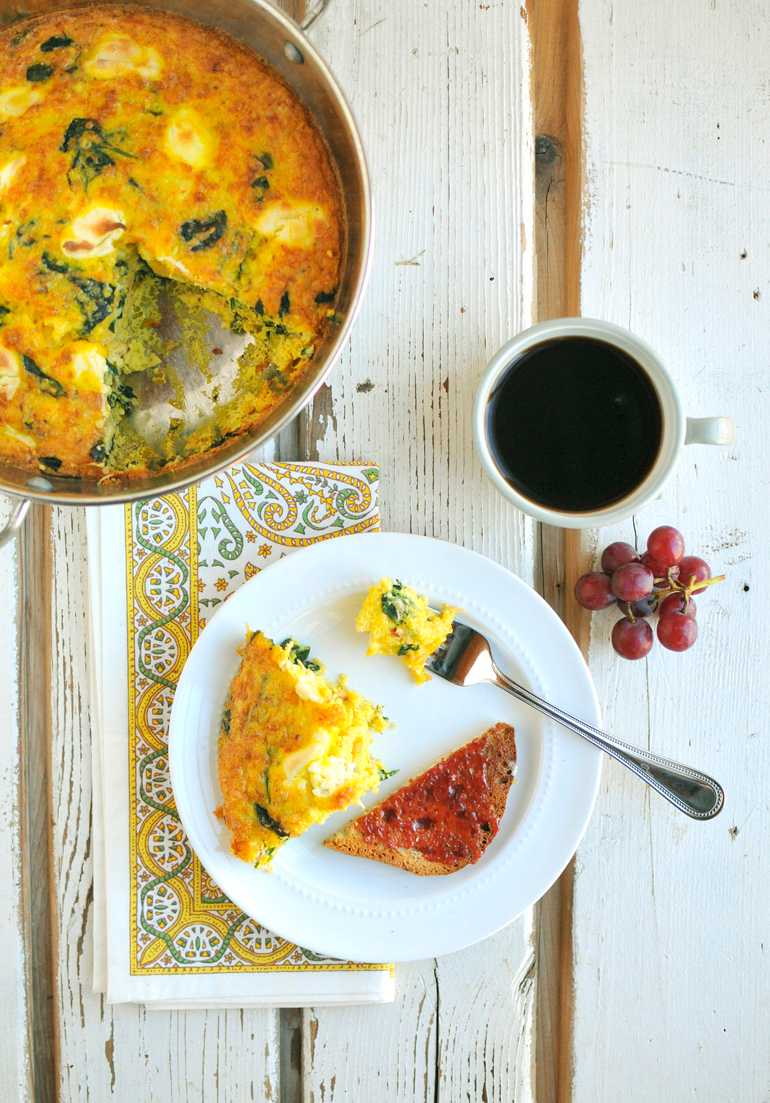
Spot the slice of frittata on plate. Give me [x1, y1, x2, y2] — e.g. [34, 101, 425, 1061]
[216, 630, 388, 868]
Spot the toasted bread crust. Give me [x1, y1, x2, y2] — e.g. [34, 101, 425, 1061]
[323, 722, 516, 876]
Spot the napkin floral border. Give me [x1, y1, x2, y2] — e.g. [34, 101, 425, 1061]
[125, 461, 389, 976]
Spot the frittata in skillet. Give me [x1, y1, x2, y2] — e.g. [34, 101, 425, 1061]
[217, 631, 388, 869]
[0, 7, 342, 477]
[356, 578, 460, 684]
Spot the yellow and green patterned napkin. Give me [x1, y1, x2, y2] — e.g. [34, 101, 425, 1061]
[88, 461, 395, 1006]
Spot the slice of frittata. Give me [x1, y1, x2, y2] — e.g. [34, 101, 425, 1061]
[216, 630, 388, 869]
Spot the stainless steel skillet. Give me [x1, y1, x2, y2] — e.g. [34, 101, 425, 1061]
[0, 0, 371, 545]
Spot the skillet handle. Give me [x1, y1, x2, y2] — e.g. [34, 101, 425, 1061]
[0, 497, 30, 550]
[301, 0, 332, 31]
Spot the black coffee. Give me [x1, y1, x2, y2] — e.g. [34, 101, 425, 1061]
[487, 336, 663, 513]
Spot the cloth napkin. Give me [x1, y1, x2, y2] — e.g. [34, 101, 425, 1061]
[87, 460, 395, 1007]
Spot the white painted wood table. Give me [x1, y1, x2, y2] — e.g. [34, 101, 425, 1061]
[1, 0, 767, 1100]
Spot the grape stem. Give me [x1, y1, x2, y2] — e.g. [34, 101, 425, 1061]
[652, 572, 725, 607]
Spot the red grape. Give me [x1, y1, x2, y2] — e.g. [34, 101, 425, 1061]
[611, 562, 654, 602]
[574, 572, 615, 610]
[657, 611, 698, 652]
[601, 541, 639, 574]
[616, 595, 657, 618]
[641, 551, 680, 585]
[612, 616, 654, 659]
[647, 525, 685, 567]
[658, 592, 697, 618]
[678, 556, 711, 588]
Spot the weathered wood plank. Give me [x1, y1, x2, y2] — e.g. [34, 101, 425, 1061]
[0, 495, 34, 1103]
[303, 1, 534, 555]
[20, 504, 57, 1103]
[530, 0, 582, 326]
[299, 0, 536, 1098]
[573, 0, 768, 1098]
[303, 962, 438, 1102]
[433, 923, 536, 1103]
[303, 925, 535, 1103]
[528, 2, 590, 1101]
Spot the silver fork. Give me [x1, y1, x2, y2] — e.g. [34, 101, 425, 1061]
[425, 621, 724, 820]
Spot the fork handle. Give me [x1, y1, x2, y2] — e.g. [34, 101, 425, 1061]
[490, 663, 724, 820]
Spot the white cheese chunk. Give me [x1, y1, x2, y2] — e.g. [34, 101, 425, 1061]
[0, 156, 25, 194]
[0, 346, 20, 401]
[308, 756, 355, 799]
[156, 255, 193, 278]
[293, 673, 326, 703]
[279, 654, 330, 703]
[62, 208, 126, 258]
[254, 201, 328, 250]
[4, 424, 35, 448]
[283, 741, 326, 781]
[0, 86, 43, 119]
[84, 35, 163, 80]
[70, 345, 108, 394]
[164, 108, 216, 169]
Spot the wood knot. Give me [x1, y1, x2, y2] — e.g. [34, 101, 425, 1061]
[535, 134, 561, 174]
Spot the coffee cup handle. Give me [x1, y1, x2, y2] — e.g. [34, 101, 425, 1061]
[684, 417, 736, 447]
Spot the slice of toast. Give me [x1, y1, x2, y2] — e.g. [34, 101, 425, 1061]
[323, 722, 516, 876]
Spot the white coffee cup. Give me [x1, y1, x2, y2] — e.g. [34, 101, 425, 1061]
[473, 318, 736, 529]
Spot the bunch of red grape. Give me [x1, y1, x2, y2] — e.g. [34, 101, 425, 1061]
[574, 526, 724, 660]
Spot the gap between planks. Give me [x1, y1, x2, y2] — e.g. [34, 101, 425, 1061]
[527, 2, 593, 1103]
[276, 0, 314, 1096]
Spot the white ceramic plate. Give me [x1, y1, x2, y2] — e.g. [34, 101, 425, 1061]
[169, 532, 603, 962]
